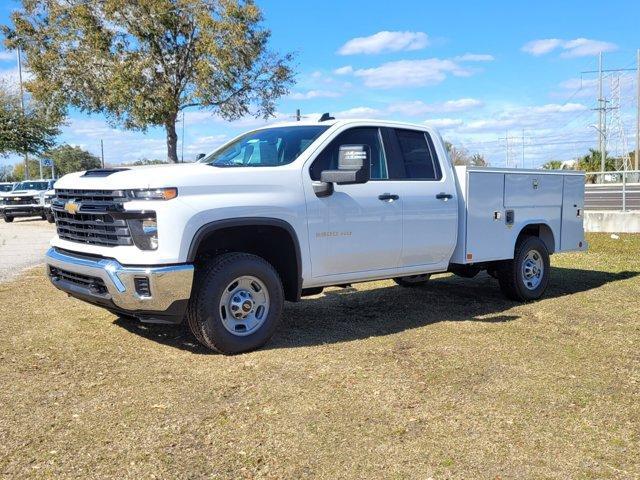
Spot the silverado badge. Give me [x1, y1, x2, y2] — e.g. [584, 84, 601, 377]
[64, 200, 81, 215]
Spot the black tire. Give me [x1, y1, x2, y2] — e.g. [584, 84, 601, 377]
[393, 274, 431, 287]
[46, 213, 55, 223]
[497, 236, 550, 301]
[3, 215, 14, 223]
[186, 252, 284, 354]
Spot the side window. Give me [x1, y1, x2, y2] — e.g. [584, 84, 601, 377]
[310, 127, 388, 181]
[393, 129, 442, 180]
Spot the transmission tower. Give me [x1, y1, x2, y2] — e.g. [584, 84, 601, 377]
[607, 75, 632, 171]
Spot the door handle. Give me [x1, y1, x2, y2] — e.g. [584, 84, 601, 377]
[436, 192, 453, 200]
[378, 193, 399, 201]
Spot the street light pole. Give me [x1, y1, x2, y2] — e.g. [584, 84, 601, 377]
[633, 48, 640, 171]
[17, 46, 30, 180]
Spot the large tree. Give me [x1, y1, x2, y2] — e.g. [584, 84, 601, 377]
[4, 0, 295, 163]
[44, 144, 102, 177]
[0, 82, 59, 160]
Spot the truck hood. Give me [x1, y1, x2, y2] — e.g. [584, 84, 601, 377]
[5, 189, 43, 197]
[55, 163, 220, 190]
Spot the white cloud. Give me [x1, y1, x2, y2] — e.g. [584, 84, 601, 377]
[522, 37, 618, 58]
[0, 50, 15, 62]
[553, 75, 634, 100]
[333, 65, 354, 75]
[459, 102, 588, 133]
[0, 66, 33, 87]
[425, 118, 464, 129]
[353, 58, 472, 88]
[522, 38, 563, 56]
[560, 38, 618, 58]
[289, 89, 341, 100]
[335, 106, 383, 118]
[388, 98, 484, 116]
[338, 31, 429, 55]
[454, 53, 495, 62]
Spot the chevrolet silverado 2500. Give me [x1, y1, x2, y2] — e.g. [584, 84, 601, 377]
[1, 179, 55, 222]
[45, 118, 586, 354]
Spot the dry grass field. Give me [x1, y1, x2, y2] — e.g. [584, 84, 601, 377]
[0, 233, 638, 479]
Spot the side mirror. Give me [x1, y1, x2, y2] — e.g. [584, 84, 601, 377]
[320, 145, 371, 185]
[196, 153, 206, 161]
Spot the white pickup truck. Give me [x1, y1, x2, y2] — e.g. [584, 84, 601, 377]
[45, 117, 586, 354]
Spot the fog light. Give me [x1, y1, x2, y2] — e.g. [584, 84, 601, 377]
[128, 217, 158, 250]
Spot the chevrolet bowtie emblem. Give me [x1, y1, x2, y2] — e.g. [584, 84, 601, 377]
[64, 201, 81, 215]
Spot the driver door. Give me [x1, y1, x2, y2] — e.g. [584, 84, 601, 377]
[304, 127, 403, 278]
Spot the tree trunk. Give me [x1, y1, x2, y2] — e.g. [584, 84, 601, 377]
[165, 116, 179, 163]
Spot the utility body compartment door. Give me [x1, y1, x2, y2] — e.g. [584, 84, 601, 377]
[504, 174, 563, 208]
[465, 172, 507, 262]
[560, 175, 585, 251]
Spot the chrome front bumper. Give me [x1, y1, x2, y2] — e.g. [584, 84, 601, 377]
[45, 247, 194, 321]
[1, 204, 43, 215]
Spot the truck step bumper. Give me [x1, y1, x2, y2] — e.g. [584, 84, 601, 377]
[45, 247, 194, 323]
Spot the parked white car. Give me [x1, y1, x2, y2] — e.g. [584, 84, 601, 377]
[0, 179, 55, 222]
[45, 117, 586, 353]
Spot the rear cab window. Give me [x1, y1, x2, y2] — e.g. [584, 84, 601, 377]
[385, 128, 443, 181]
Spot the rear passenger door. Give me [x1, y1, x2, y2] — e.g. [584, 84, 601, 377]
[383, 128, 458, 268]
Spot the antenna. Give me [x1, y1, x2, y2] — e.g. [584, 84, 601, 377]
[319, 113, 335, 122]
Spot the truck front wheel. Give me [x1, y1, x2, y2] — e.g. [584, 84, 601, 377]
[186, 252, 284, 354]
[497, 236, 550, 301]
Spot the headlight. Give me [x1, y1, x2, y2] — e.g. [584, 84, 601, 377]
[127, 216, 158, 250]
[128, 188, 177, 200]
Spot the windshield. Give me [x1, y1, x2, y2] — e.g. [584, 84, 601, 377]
[202, 126, 328, 167]
[0, 184, 13, 192]
[14, 181, 49, 191]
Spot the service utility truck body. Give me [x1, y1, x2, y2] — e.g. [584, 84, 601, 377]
[45, 118, 586, 353]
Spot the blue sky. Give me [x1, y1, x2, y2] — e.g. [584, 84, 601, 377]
[1, 0, 639, 169]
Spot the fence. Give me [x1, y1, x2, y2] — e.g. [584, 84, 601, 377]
[585, 170, 640, 211]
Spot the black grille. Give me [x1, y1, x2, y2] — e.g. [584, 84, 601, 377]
[6, 196, 35, 205]
[53, 189, 132, 247]
[49, 266, 108, 295]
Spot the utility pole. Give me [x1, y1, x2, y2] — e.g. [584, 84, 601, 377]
[598, 52, 605, 174]
[505, 130, 510, 167]
[100, 139, 105, 168]
[17, 46, 29, 180]
[521, 129, 525, 168]
[633, 48, 640, 170]
[181, 110, 185, 163]
[583, 54, 638, 177]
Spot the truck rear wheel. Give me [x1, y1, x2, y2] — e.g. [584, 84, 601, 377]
[2, 214, 13, 223]
[186, 252, 284, 354]
[497, 236, 550, 301]
[393, 274, 431, 287]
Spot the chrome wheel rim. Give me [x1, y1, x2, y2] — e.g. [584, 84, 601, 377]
[219, 276, 270, 336]
[521, 249, 544, 290]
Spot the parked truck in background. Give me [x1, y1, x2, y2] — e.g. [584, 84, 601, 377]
[44, 117, 587, 354]
[0, 179, 55, 222]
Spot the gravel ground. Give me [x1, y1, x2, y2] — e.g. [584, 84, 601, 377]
[0, 217, 55, 282]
